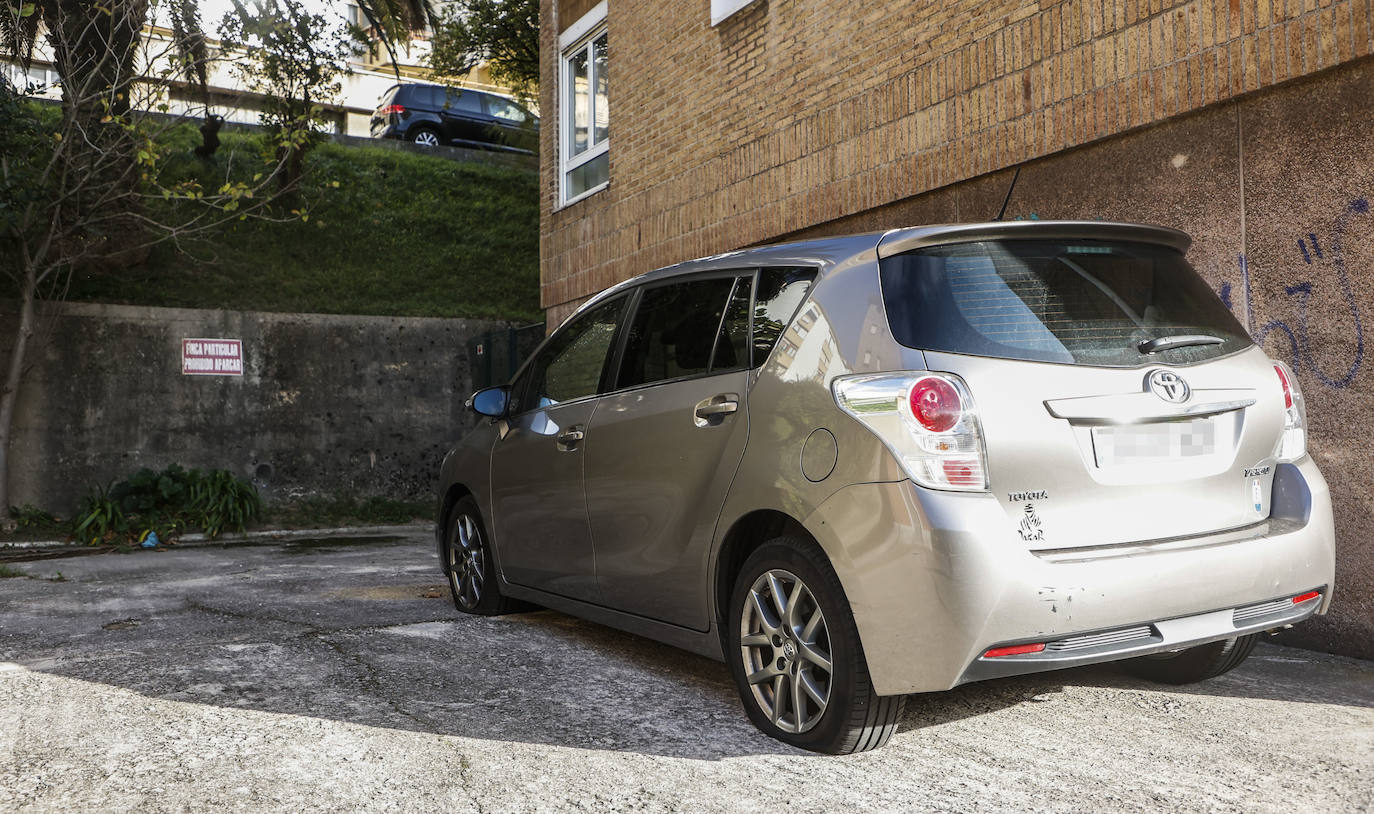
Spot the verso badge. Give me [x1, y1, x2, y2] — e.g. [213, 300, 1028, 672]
[1148, 369, 1190, 403]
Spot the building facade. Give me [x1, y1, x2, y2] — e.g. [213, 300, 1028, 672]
[539, 1, 1374, 656]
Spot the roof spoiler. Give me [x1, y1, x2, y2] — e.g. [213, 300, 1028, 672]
[874, 221, 1192, 259]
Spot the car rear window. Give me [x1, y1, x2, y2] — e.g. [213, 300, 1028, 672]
[879, 239, 1252, 367]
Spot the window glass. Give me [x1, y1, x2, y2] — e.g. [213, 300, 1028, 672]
[616, 278, 737, 389]
[444, 88, 483, 113]
[512, 297, 625, 413]
[567, 153, 608, 199]
[879, 240, 1252, 367]
[592, 34, 608, 145]
[486, 96, 528, 124]
[568, 48, 590, 155]
[752, 268, 817, 365]
[713, 275, 752, 371]
[421, 86, 445, 108]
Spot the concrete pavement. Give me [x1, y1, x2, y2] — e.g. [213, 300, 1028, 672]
[0, 531, 1370, 812]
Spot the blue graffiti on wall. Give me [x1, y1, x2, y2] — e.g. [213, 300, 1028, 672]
[1222, 196, 1366, 389]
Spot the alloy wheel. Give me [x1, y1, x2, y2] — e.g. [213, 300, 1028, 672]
[447, 513, 485, 610]
[413, 130, 439, 147]
[738, 568, 833, 734]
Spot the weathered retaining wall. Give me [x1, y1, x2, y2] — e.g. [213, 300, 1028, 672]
[787, 60, 1374, 660]
[0, 303, 510, 512]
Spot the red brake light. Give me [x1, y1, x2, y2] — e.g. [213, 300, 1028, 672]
[983, 643, 1046, 658]
[909, 376, 962, 433]
[380, 104, 405, 115]
[1292, 590, 1321, 604]
[1274, 364, 1293, 409]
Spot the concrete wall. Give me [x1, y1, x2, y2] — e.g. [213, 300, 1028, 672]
[1, 303, 510, 512]
[782, 60, 1373, 660]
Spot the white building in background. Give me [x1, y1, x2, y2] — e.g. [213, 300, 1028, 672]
[2, 0, 519, 136]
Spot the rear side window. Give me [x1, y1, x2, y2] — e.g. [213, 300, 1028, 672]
[416, 86, 445, 108]
[752, 267, 817, 365]
[511, 296, 626, 412]
[445, 88, 484, 113]
[713, 276, 751, 371]
[616, 277, 738, 388]
[879, 239, 1252, 367]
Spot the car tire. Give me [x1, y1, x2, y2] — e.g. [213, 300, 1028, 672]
[725, 536, 904, 754]
[1120, 634, 1258, 684]
[442, 496, 521, 615]
[409, 126, 441, 147]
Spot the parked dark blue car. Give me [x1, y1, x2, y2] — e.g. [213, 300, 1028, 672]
[370, 83, 538, 154]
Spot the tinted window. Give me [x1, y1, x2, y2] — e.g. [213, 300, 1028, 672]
[444, 88, 484, 113]
[713, 276, 752, 371]
[752, 268, 817, 365]
[413, 86, 444, 108]
[511, 297, 625, 413]
[879, 239, 1252, 367]
[616, 277, 736, 389]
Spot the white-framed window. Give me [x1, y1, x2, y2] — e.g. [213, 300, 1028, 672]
[559, 2, 608, 206]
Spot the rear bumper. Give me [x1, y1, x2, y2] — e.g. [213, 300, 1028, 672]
[803, 459, 1336, 695]
[957, 587, 1324, 683]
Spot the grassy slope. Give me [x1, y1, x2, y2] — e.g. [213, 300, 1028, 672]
[60, 136, 542, 322]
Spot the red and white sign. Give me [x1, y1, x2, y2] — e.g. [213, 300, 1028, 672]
[182, 338, 244, 376]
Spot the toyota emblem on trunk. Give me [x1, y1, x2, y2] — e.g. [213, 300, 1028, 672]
[1147, 369, 1190, 403]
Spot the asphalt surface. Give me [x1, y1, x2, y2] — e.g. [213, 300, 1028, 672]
[0, 531, 1370, 813]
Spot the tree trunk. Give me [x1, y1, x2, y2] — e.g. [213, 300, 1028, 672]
[0, 271, 38, 517]
[43, 0, 152, 272]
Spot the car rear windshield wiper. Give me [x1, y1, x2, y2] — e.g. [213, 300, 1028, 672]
[1136, 334, 1226, 354]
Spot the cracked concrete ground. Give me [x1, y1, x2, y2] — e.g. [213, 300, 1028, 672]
[0, 531, 1370, 813]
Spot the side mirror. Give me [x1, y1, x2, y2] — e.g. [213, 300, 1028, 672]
[467, 385, 510, 418]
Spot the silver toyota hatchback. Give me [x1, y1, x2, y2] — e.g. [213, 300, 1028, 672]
[436, 221, 1335, 754]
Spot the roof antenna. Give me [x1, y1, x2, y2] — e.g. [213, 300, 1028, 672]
[992, 166, 1022, 221]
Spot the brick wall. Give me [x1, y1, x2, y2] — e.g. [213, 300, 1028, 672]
[540, 0, 1374, 324]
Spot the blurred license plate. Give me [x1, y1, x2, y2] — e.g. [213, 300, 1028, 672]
[1092, 419, 1217, 467]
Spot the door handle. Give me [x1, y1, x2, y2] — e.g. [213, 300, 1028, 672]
[695, 401, 738, 418]
[556, 427, 585, 450]
[694, 395, 740, 427]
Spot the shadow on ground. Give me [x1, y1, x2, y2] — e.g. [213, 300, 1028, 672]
[0, 535, 1369, 762]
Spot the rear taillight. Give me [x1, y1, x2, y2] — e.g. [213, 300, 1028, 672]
[1274, 364, 1293, 409]
[1272, 361, 1306, 461]
[379, 103, 405, 115]
[908, 376, 961, 432]
[833, 371, 989, 492]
